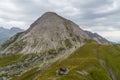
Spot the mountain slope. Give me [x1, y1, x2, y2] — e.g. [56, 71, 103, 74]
[0, 12, 110, 80]
[36, 40, 120, 80]
[0, 27, 24, 44]
[9, 40, 120, 80]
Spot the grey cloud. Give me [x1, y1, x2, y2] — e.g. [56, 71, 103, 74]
[0, 0, 120, 42]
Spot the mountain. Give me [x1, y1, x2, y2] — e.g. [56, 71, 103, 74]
[0, 27, 24, 44]
[85, 31, 109, 44]
[0, 12, 109, 54]
[0, 12, 114, 80]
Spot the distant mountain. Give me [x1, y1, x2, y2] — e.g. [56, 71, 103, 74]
[85, 31, 109, 44]
[0, 27, 24, 44]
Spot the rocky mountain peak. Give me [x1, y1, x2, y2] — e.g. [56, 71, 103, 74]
[26, 12, 62, 32]
[0, 12, 109, 54]
[38, 12, 63, 21]
[41, 12, 58, 17]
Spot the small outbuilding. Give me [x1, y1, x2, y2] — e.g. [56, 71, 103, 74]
[57, 67, 68, 75]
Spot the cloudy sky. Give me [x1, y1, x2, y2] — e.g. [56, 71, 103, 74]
[0, 0, 120, 42]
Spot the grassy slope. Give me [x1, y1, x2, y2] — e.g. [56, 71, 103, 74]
[36, 41, 120, 80]
[11, 67, 40, 80]
[3, 41, 120, 80]
[98, 44, 120, 80]
[0, 54, 27, 67]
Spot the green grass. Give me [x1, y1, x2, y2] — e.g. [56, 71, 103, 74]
[98, 44, 120, 80]
[36, 40, 120, 80]
[11, 67, 40, 80]
[0, 54, 27, 67]
[1, 40, 120, 80]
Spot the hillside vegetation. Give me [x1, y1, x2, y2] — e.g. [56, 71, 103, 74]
[0, 40, 120, 80]
[36, 40, 120, 80]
